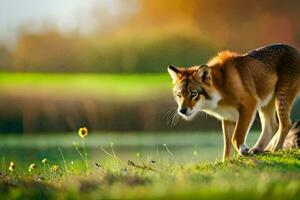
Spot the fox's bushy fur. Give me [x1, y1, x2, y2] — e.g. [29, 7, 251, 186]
[284, 120, 300, 149]
[168, 44, 300, 160]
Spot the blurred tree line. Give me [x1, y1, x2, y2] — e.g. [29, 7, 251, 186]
[0, 92, 299, 133]
[1, 0, 300, 133]
[1, 0, 300, 73]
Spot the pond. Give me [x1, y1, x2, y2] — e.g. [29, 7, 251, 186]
[0, 131, 260, 172]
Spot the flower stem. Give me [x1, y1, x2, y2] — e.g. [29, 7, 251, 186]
[47, 163, 51, 179]
[43, 163, 46, 177]
[58, 147, 68, 174]
[82, 139, 89, 173]
[2, 156, 5, 173]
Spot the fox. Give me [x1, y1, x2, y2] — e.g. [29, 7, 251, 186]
[168, 44, 300, 161]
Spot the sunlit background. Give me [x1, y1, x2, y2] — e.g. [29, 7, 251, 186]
[0, 0, 300, 134]
[0, 3, 300, 199]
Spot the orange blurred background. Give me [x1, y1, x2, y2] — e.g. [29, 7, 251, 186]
[0, 0, 299, 133]
[1, 0, 300, 72]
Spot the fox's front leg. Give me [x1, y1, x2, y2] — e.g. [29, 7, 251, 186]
[222, 120, 235, 161]
[232, 103, 257, 156]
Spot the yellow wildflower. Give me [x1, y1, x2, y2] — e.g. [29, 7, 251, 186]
[78, 127, 88, 138]
[42, 158, 48, 164]
[28, 163, 37, 172]
[51, 165, 59, 173]
[9, 161, 16, 172]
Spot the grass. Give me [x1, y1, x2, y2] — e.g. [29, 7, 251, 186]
[0, 132, 300, 199]
[0, 73, 171, 101]
[1, 150, 300, 199]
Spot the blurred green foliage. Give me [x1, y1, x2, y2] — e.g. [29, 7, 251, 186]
[0, 73, 299, 133]
[10, 29, 216, 73]
[0, 73, 170, 100]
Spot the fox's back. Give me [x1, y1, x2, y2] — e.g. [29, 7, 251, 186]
[245, 44, 300, 75]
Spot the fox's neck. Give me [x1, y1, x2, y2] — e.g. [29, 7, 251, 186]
[201, 93, 239, 122]
[202, 104, 239, 122]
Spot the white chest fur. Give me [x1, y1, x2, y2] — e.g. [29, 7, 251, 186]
[202, 105, 239, 122]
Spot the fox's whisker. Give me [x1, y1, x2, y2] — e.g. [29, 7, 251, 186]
[163, 107, 177, 119]
[170, 112, 176, 128]
[166, 111, 173, 127]
[165, 107, 178, 127]
[168, 110, 176, 128]
[169, 111, 177, 128]
[162, 107, 177, 115]
[170, 111, 181, 128]
[173, 113, 180, 128]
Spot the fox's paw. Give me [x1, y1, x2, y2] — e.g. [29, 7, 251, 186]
[239, 144, 250, 156]
[283, 120, 300, 149]
[249, 147, 264, 154]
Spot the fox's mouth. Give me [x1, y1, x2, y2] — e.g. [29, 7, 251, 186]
[178, 111, 196, 121]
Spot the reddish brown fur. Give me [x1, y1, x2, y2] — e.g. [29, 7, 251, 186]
[168, 44, 300, 160]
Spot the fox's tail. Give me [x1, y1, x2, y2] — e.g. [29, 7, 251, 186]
[283, 120, 300, 149]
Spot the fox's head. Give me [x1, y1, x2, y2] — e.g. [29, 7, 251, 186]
[168, 64, 221, 120]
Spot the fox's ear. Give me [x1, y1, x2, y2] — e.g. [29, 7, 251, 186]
[168, 65, 181, 84]
[196, 64, 211, 84]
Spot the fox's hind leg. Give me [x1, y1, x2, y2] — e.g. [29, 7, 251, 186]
[265, 80, 300, 152]
[249, 97, 277, 154]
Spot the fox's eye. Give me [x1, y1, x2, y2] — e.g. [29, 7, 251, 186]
[176, 92, 182, 97]
[191, 90, 198, 98]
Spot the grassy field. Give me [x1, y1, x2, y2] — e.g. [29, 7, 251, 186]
[1, 73, 300, 199]
[0, 73, 171, 101]
[1, 132, 300, 199]
[1, 72, 299, 104]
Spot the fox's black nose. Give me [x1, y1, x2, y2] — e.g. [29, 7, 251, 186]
[179, 108, 187, 115]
